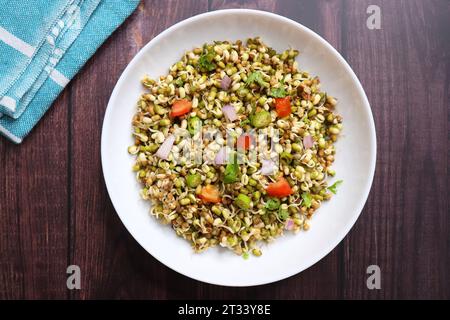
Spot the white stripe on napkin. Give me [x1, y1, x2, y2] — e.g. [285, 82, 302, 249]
[0, 124, 22, 144]
[49, 69, 70, 87]
[0, 26, 35, 58]
[0, 96, 16, 111]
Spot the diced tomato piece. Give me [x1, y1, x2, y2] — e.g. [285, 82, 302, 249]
[198, 185, 221, 203]
[237, 134, 253, 151]
[170, 99, 192, 117]
[275, 97, 291, 117]
[266, 177, 293, 198]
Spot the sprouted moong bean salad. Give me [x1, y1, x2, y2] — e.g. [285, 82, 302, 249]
[128, 37, 343, 258]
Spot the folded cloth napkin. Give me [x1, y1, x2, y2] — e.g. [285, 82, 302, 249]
[0, 0, 139, 143]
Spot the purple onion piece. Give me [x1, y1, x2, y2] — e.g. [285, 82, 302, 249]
[155, 135, 175, 160]
[303, 135, 314, 149]
[260, 159, 276, 176]
[214, 147, 228, 165]
[222, 104, 237, 122]
[220, 75, 232, 91]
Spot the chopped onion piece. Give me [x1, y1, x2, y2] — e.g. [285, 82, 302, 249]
[214, 147, 227, 165]
[260, 159, 277, 176]
[220, 75, 232, 90]
[303, 135, 314, 149]
[285, 219, 295, 230]
[155, 135, 175, 160]
[222, 104, 237, 122]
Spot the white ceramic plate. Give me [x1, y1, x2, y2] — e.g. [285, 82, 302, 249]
[101, 9, 376, 287]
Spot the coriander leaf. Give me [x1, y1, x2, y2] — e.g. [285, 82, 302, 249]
[223, 152, 239, 184]
[327, 180, 343, 194]
[198, 49, 216, 72]
[270, 86, 287, 98]
[246, 71, 267, 87]
[269, 78, 287, 98]
[301, 192, 312, 208]
[265, 198, 281, 211]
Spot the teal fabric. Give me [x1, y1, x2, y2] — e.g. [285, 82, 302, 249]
[0, 0, 139, 143]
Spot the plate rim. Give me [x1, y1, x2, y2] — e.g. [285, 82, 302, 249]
[101, 8, 377, 287]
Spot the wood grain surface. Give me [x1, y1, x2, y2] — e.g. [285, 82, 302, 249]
[0, 0, 448, 299]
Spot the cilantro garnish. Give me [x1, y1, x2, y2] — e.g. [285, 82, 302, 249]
[198, 48, 216, 72]
[327, 180, 343, 194]
[223, 152, 239, 184]
[270, 86, 287, 98]
[246, 71, 267, 87]
[301, 192, 312, 208]
[269, 78, 287, 98]
[265, 198, 281, 211]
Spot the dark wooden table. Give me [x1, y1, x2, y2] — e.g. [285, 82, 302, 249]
[0, 0, 448, 300]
